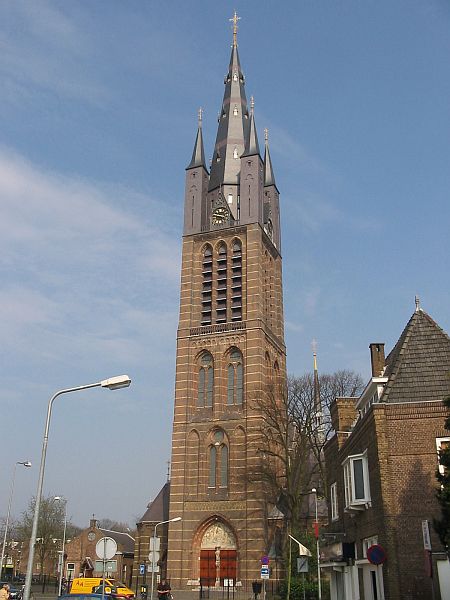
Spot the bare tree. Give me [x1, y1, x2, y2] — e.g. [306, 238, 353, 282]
[16, 495, 79, 577]
[255, 370, 363, 523]
[97, 519, 133, 534]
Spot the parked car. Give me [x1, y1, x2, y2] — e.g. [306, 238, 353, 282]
[59, 595, 104, 600]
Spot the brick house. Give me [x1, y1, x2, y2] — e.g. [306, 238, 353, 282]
[64, 519, 134, 589]
[132, 482, 170, 593]
[321, 306, 450, 600]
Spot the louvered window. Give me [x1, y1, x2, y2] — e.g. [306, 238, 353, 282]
[201, 246, 213, 325]
[231, 240, 242, 321]
[216, 244, 227, 323]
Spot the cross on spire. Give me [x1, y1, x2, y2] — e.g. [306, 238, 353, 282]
[198, 107, 203, 126]
[229, 11, 241, 47]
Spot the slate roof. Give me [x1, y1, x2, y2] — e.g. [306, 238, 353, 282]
[138, 481, 170, 524]
[381, 309, 450, 404]
[98, 528, 135, 554]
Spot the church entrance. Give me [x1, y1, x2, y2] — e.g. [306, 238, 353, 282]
[199, 521, 237, 586]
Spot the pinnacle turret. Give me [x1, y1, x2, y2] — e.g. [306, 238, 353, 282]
[264, 128, 276, 188]
[242, 96, 260, 157]
[187, 108, 207, 171]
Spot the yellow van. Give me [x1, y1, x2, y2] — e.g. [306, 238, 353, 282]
[70, 578, 134, 599]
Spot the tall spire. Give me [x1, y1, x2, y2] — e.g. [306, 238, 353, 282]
[187, 108, 207, 170]
[264, 128, 276, 187]
[209, 12, 249, 191]
[312, 340, 325, 443]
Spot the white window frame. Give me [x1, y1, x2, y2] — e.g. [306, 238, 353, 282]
[330, 482, 339, 521]
[342, 450, 371, 509]
[362, 535, 378, 558]
[436, 437, 450, 476]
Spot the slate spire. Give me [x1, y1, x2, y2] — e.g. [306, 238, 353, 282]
[208, 12, 250, 191]
[187, 108, 207, 170]
[264, 128, 276, 187]
[312, 340, 325, 443]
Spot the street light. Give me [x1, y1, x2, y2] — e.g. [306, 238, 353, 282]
[23, 375, 131, 600]
[311, 488, 322, 600]
[0, 461, 32, 580]
[150, 517, 182, 600]
[53, 497, 67, 597]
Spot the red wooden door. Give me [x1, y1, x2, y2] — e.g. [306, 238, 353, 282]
[200, 550, 216, 586]
[219, 550, 237, 583]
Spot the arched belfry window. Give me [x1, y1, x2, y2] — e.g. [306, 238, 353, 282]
[231, 239, 242, 321]
[201, 246, 213, 325]
[227, 348, 243, 405]
[216, 243, 227, 323]
[198, 352, 214, 407]
[208, 429, 229, 489]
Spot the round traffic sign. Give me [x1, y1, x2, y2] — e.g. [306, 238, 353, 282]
[96, 537, 118, 560]
[366, 544, 387, 565]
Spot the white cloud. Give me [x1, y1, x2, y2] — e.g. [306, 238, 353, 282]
[0, 147, 180, 375]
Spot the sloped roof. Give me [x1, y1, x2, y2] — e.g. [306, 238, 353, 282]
[381, 309, 450, 404]
[138, 482, 170, 524]
[99, 528, 135, 554]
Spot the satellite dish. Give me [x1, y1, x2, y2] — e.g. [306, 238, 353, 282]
[96, 537, 118, 560]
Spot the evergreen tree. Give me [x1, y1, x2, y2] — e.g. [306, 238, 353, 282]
[434, 395, 450, 554]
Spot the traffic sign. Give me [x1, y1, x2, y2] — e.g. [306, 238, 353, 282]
[367, 544, 387, 565]
[261, 555, 269, 565]
[96, 537, 117, 560]
[260, 566, 270, 580]
[149, 537, 161, 551]
[139, 564, 146, 575]
[297, 557, 309, 573]
[148, 551, 160, 563]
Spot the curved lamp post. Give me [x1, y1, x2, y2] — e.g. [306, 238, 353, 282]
[53, 496, 67, 597]
[150, 517, 182, 600]
[0, 461, 32, 579]
[23, 375, 131, 600]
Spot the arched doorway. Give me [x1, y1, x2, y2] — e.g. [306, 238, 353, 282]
[199, 521, 237, 587]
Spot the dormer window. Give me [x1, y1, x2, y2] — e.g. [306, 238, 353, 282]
[233, 105, 239, 116]
[233, 147, 239, 159]
[233, 72, 238, 82]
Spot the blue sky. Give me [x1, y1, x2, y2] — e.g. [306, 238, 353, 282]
[1, 1, 449, 527]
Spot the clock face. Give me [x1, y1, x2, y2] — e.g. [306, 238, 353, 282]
[88, 532, 96, 541]
[212, 206, 228, 225]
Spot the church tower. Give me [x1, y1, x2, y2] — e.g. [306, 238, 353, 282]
[167, 14, 286, 589]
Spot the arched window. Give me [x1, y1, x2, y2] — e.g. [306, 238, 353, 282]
[221, 445, 229, 487]
[227, 349, 243, 405]
[209, 445, 217, 487]
[198, 352, 214, 407]
[216, 243, 227, 323]
[208, 430, 229, 489]
[231, 240, 242, 321]
[201, 245, 213, 325]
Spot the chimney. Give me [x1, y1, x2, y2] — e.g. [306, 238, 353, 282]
[369, 343, 385, 377]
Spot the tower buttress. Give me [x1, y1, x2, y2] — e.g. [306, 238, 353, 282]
[184, 109, 209, 235]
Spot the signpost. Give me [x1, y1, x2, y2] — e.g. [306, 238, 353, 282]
[96, 537, 118, 600]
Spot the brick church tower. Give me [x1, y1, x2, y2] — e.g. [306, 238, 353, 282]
[167, 14, 287, 589]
